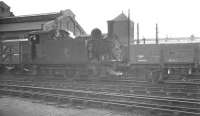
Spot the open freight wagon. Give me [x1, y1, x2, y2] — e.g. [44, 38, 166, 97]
[121, 43, 200, 82]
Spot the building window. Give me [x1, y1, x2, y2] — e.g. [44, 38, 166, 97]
[1, 7, 4, 12]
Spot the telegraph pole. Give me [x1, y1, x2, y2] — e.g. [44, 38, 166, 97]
[127, 9, 130, 63]
[156, 23, 158, 44]
[133, 22, 134, 44]
[137, 23, 140, 44]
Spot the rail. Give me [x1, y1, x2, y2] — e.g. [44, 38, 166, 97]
[0, 84, 200, 116]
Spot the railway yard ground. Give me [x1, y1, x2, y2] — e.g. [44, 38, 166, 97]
[1, 74, 200, 116]
[0, 96, 133, 116]
[2, 4, 200, 116]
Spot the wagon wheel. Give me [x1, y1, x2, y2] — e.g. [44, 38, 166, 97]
[148, 70, 164, 84]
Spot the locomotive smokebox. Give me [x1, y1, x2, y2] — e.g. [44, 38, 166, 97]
[91, 28, 102, 40]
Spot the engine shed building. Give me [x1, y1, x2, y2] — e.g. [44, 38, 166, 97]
[0, 9, 86, 40]
[0, 1, 14, 18]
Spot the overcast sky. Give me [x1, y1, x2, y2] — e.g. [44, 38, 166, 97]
[3, 0, 200, 38]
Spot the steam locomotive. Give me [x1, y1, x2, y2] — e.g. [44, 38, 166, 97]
[0, 28, 122, 78]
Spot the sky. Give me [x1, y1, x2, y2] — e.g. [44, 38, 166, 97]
[3, 0, 200, 38]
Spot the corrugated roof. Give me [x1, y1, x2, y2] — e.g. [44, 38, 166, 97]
[0, 21, 46, 31]
[0, 10, 86, 35]
[68, 16, 86, 35]
[0, 12, 61, 24]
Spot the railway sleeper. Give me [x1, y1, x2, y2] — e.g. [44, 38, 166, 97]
[0, 84, 200, 100]
[163, 88, 180, 93]
[132, 90, 147, 95]
[149, 91, 167, 97]
[189, 93, 200, 99]
[3, 84, 200, 105]
[29, 92, 200, 115]
[57, 96, 90, 108]
[1, 88, 200, 115]
[5, 89, 24, 96]
[170, 101, 200, 109]
[147, 87, 163, 92]
[126, 95, 200, 109]
[58, 95, 132, 111]
[168, 92, 190, 98]
[149, 109, 174, 116]
[42, 93, 86, 106]
[180, 87, 200, 92]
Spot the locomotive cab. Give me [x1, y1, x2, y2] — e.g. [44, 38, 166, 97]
[87, 28, 123, 77]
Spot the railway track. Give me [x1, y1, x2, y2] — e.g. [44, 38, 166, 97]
[1, 80, 200, 104]
[1, 79, 200, 99]
[0, 84, 200, 116]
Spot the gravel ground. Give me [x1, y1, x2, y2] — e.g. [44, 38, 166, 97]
[0, 96, 141, 116]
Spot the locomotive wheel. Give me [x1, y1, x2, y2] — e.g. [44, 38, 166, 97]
[0, 66, 6, 74]
[65, 69, 76, 78]
[9, 68, 17, 74]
